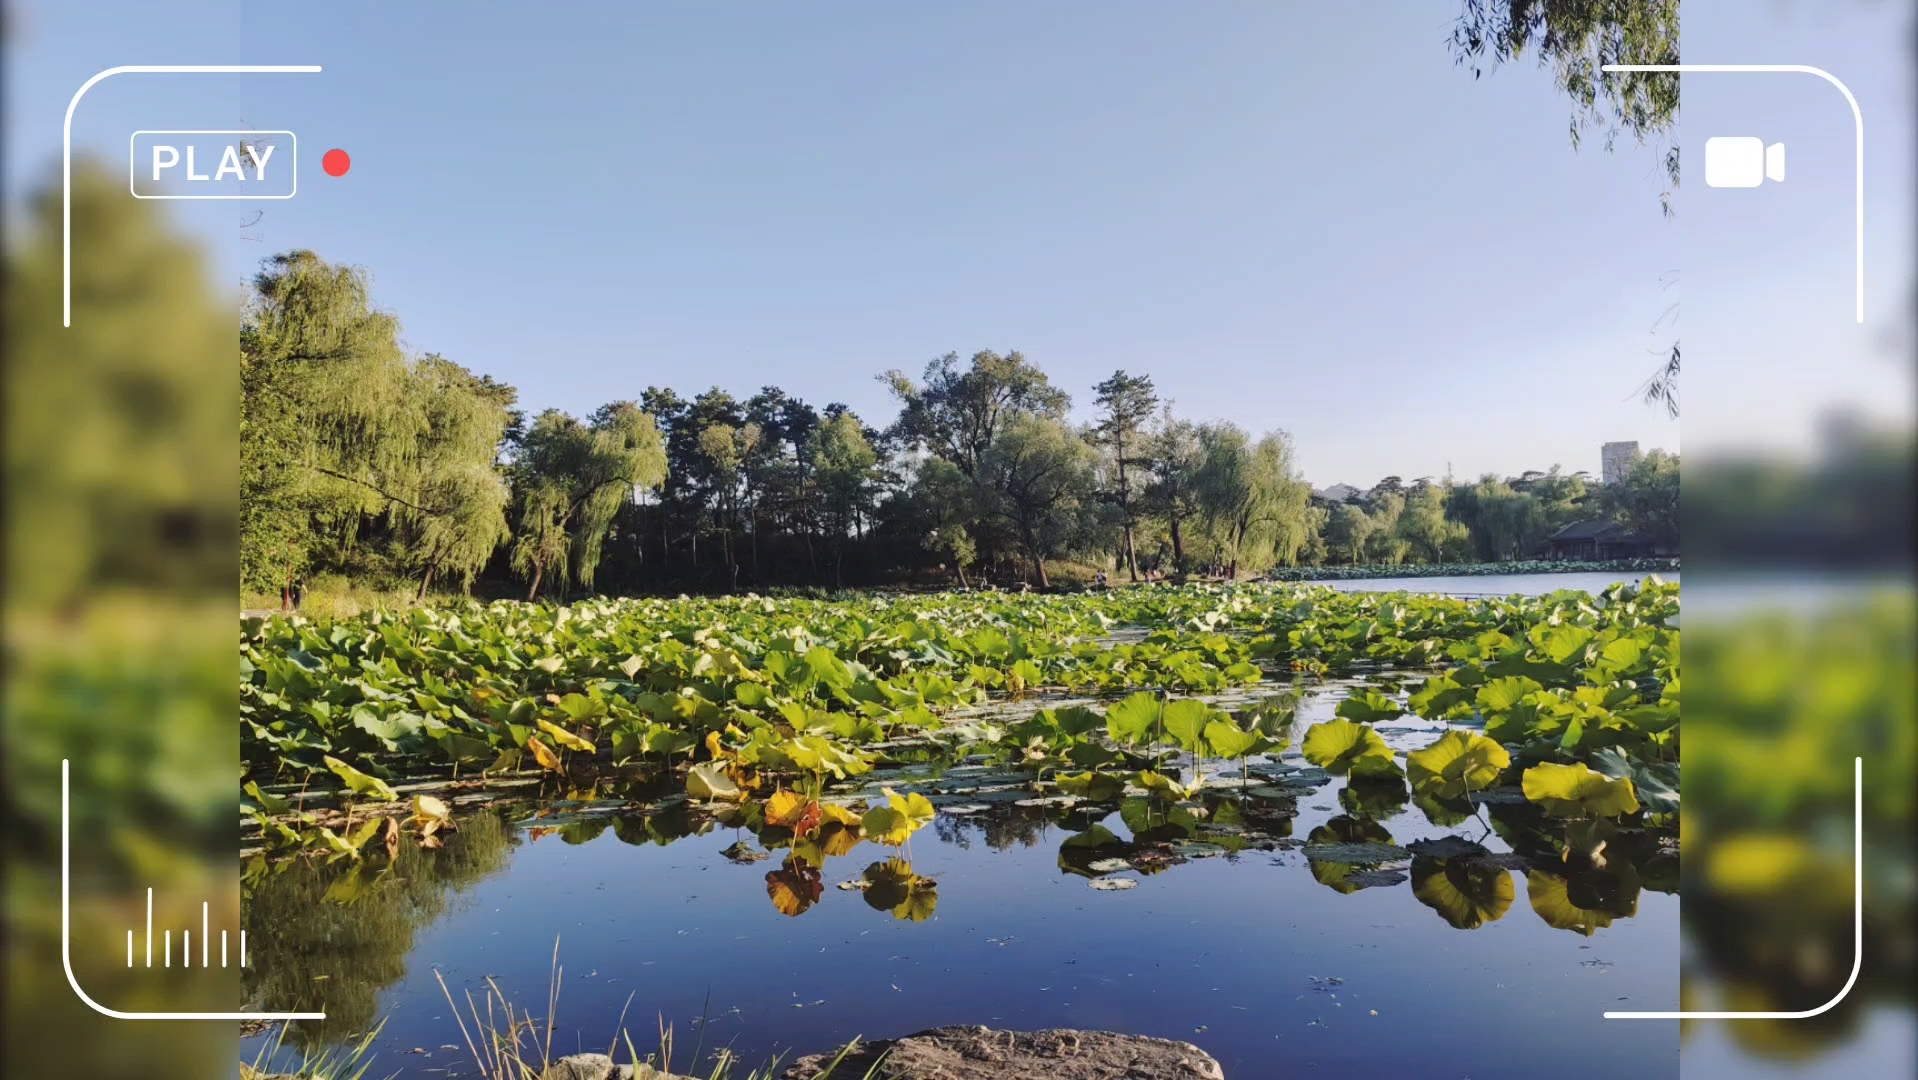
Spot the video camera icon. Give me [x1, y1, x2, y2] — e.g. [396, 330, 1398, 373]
[1704, 136, 1786, 188]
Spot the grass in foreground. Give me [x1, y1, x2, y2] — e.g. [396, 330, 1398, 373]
[242, 1021, 389, 1080]
[432, 941, 876, 1080]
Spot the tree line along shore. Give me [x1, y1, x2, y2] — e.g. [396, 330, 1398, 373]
[243, 249, 1677, 607]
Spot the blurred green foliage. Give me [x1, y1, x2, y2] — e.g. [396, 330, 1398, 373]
[1684, 592, 1915, 1056]
[3, 160, 239, 1076]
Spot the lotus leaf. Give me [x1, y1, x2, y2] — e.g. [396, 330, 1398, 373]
[766, 789, 823, 833]
[687, 763, 743, 802]
[1335, 689, 1403, 724]
[1588, 747, 1678, 814]
[1406, 674, 1473, 720]
[1007, 659, 1044, 692]
[1049, 705, 1105, 739]
[1300, 719, 1401, 778]
[1406, 730, 1510, 799]
[536, 718, 595, 754]
[1203, 718, 1273, 761]
[1521, 761, 1640, 817]
[1105, 692, 1162, 745]
[554, 693, 608, 722]
[1475, 676, 1542, 714]
[244, 781, 290, 815]
[1132, 770, 1196, 800]
[1160, 698, 1214, 751]
[323, 756, 397, 801]
[526, 736, 563, 773]
[861, 787, 934, 846]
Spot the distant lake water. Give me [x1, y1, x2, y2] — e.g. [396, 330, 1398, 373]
[1317, 570, 1679, 598]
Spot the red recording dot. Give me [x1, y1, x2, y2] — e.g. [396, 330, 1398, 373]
[322, 149, 351, 177]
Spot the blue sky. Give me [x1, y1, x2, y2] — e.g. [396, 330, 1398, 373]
[7, 2, 1908, 487]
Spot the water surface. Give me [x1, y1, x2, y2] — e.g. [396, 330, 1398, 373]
[244, 684, 1678, 1078]
[1318, 569, 1678, 597]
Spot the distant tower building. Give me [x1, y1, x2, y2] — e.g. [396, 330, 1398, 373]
[1601, 441, 1641, 485]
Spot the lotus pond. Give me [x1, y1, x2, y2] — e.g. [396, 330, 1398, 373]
[241, 578, 1680, 1077]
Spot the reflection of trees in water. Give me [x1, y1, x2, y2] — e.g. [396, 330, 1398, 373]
[242, 812, 517, 1047]
[933, 807, 1055, 851]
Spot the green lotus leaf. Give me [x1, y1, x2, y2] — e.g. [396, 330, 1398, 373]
[1050, 705, 1105, 739]
[1475, 676, 1543, 714]
[1571, 684, 1638, 711]
[1587, 747, 1678, 814]
[1105, 692, 1162, 746]
[644, 726, 698, 757]
[1301, 719, 1400, 778]
[686, 762, 741, 801]
[537, 718, 596, 754]
[1594, 636, 1644, 674]
[1406, 730, 1510, 799]
[1335, 689, 1403, 724]
[1132, 769, 1195, 800]
[1617, 701, 1680, 735]
[1223, 661, 1263, 683]
[433, 730, 495, 763]
[323, 755, 397, 802]
[1203, 719, 1271, 761]
[862, 787, 934, 845]
[1529, 623, 1596, 665]
[1483, 655, 1575, 687]
[1521, 761, 1640, 817]
[554, 693, 608, 722]
[1161, 698, 1214, 752]
[1066, 741, 1121, 768]
[1007, 658, 1044, 693]
[243, 781, 290, 815]
[1407, 675, 1475, 721]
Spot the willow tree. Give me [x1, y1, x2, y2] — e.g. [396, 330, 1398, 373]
[1453, 0, 1679, 206]
[242, 252, 512, 597]
[1143, 410, 1204, 573]
[1452, 0, 1682, 407]
[1194, 424, 1313, 577]
[401, 355, 514, 595]
[1395, 483, 1471, 564]
[511, 402, 666, 600]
